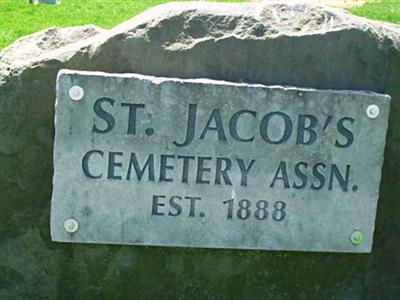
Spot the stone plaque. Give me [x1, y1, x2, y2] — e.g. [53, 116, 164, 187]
[30, 0, 59, 4]
[51, 70, 390, 253]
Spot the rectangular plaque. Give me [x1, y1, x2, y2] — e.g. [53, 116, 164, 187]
[51, 70, 390, 253]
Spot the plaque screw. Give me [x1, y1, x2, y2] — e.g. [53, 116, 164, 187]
[366, 104, 380, 119]
[350, 230, 364, 245]
[69, 85, 84, 101]
[64, 218, 79, 233]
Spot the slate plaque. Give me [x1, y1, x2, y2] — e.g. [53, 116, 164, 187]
[51, 70, 390, 253]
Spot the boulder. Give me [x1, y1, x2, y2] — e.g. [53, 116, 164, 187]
[0, 1, 399, 298]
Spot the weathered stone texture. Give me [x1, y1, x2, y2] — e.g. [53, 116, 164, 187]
[0, 2, 399, 298]
[0, 25, 103, 70]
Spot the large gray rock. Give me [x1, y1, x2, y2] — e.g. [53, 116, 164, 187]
[0, 1, 399, 298]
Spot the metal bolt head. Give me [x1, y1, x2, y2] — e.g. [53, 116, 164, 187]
[64, 218, 79, 233]
[69, 85, 84, 101]
[366, 104, 380, 119]
[350, 230, 364, 245]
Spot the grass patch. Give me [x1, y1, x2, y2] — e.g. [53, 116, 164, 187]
[349, 0, 400, 24]
[0, 0, 168, 49]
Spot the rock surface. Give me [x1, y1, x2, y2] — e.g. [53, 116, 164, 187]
[0, 25, 103, 70]
[0, 1, 399, 298]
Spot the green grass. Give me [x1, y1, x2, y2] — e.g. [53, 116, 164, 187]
[0, 0, 167, 49]
[349, 0, 400, 24]
[0, 0, 398, 50]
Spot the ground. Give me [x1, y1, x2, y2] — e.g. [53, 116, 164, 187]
[0, 0, 399, 49]
[349, 0, 400, 24]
